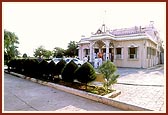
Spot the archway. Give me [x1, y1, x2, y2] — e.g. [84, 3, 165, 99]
[93, 40, 105, 60]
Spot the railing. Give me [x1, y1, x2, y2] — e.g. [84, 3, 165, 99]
[129, 54, 137, 59]
[115, 54, 123, 59]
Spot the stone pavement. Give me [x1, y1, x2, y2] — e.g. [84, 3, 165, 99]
[3, 73, 123, 112]
[116, 64, 164, 86]
[112, 64, 165, 111]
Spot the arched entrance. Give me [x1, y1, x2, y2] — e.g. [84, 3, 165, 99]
[92, 40, 114, 62]
[93, 40, 105, 60]
[100, 41, 114, 62]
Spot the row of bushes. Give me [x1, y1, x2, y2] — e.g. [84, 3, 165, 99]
[7, 59, 96, 84]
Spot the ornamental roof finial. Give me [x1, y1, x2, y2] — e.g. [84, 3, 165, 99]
[103, 10, 106, 25]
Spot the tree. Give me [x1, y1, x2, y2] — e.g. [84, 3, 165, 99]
[53, 47, 65, 58]
[43, 50, 52, 59]
[65, 41, 78, 57]
[4, 30, 20, 63]
[74, 62, 96, 89]
[22, 53, 28, 59]
[33, 46, 52, 59]
[98, 60, 119, 92]
[33, 46, 44, 58]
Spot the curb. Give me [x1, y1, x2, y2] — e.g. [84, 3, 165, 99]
[4, 71, 152, 111]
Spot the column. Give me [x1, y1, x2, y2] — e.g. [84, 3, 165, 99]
[99, 48, 101, 53]
[113, 47, 115, 63]
[89, 41, 93, 63]
[78, 45, 82, 60]
[105, 40, 110, 61]
[83, 49, 85, 57]
[81, 47, 83, 60]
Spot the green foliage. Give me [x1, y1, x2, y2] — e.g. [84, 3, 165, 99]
[7, 59, 24, 73]
[43, 50, 52, 59]
[61, 60, 78, 82]
[98, 60, 119, 90]
[47, 60, 57, 81]
[65, 41, 78, 57]
[29, 59, 39, 78]
[4, 30, 20, 63]
[33, 46, 52, 59]
[74, 62, 96, 85]
[15, 59, 24, 73]
[38, 60, 49, 80]
[87, 86, 114, 96]
[48, 60, 56, 75]
[7, 59, 17, 70]
[23, 59, 37, 77]
[38, 60, 48, 72]
[53, 47, 65, 58]
[33, 46, 44, 57]
[67, 41, 78, 50]
[55, 59, 66, 76]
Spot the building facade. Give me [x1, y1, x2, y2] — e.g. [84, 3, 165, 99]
[78, 22, 163, 68]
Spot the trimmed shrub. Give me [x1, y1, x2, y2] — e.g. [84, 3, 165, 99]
[23, 59, 37, 77]
[47, 60, 57, 81]
[15, 59, 25, 73]
[55, 59, 66, 76]
[22, 59, 30, 76]
[74, 62, 96, 87]
[38, 60, 49, 80]
[30, 59, 39, 78]
[7, 59, 15, 72]
[7, 59, 17, 72]
[7, 59, 25, 73]
[61, 60, 78, 82]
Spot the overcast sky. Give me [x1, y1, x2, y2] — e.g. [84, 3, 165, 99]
[3, 2, 166, 57]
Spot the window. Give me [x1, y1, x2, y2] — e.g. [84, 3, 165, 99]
[128, 47, 137, 59]
[157, 51, 159, 57]
[116, 48, 122, 59]
[147, 47, 151, 59]
[152, 49, 156, 56]
[147, 47, 156, 59]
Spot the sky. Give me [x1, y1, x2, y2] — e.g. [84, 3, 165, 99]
[2, 2, 166, 57]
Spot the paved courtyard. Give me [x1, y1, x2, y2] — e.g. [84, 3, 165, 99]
[116, 65, 164, 86]
[112, 64, 165, 111]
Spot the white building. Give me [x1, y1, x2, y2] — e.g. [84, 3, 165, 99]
[78, 21, 164, 68]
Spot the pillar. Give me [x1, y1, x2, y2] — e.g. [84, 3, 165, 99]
[78, 45, 82, 60]
[105, 40, 110, 61]
[81, 46, 84, 60]
[113, 46, 115, 63]
[99, 48, 101, 53]
[89, 41, 93, 63]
